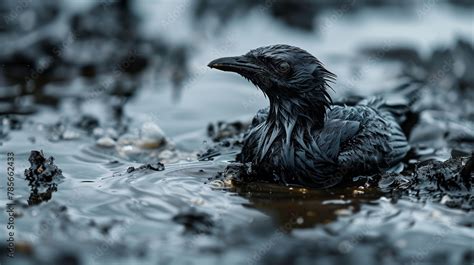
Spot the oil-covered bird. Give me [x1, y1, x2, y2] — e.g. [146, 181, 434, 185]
[208, 45, 409, 188]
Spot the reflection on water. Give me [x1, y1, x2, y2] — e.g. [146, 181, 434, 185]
[232, 181, 383, 228]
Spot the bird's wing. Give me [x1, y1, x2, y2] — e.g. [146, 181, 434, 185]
[358, 99, 411, 165]
[316, 119, 361, 161]
[328, 105, 410, 174]
[289, 119, 359, 188]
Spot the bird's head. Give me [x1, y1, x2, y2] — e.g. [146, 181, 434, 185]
[208, 45, 335, 120]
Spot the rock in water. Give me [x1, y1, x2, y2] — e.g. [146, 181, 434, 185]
[137, 121, 167, 149]
[24, 150, 64, 206]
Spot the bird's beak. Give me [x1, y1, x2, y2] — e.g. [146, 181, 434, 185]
[208, 56, 260, 74]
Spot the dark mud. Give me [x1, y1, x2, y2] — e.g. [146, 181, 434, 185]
[0, 1, 473, 265]
[380, 154, 473, 210]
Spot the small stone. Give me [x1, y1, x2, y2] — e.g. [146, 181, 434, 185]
[62, 129, 80, 140]
[137, 122, 166, 149]
[440, 195, 452, 204]
[92, 127, 105, 138]
[117, 144, 141, 157]
[96, 136, 116, 147]
[158, 150, 174, 160]
[105, 128, 119, 139]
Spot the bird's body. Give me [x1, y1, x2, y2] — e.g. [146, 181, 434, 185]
[209, 45, 409, 188]
[240, 99, 409, 187]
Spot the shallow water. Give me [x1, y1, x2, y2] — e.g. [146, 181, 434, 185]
[0, 1, 473, 265]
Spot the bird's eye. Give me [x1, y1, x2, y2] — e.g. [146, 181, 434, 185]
[277, 62, 291, 74]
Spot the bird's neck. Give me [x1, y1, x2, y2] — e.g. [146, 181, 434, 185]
[251, 94, 330, 164]
[266, 97, 328, 130]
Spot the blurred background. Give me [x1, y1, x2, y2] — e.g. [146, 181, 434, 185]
[0, 1, 473, 265]
[1, 0, 472, 143]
